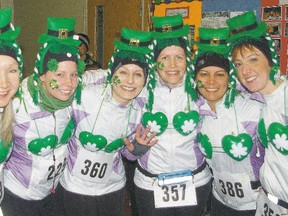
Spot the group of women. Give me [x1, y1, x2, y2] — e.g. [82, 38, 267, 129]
[0, 6, 286, 216]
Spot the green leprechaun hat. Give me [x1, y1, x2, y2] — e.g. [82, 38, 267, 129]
[38, 17, 80, 47]
[0, 7, 20, 41]
[114, 28, 153, 55]
[107, 28, 154, 85]
[195, 27, 230, 55]
[30, 17, 85, 107]
[193, 27, 237, 108]
[226, 10, 267, 41]
[152, 14, 189, 39]
[0, 8, 23, 83]
[226, 11, 281, 84]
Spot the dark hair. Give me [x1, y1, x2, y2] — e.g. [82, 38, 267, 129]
[232, 36, 273, 66]
[195, 53, 230, 74]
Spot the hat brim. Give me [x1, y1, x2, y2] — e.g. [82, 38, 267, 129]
[114, 40, 152, 55]
[0, 26, 20, 41]
[152, 24, 189, 39]
[38, 34, 80, 47]
[227, 21, 267, 42]
[195, 41, 230, 55]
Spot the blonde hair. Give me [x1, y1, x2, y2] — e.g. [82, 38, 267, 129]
[0, 101, 14, 147]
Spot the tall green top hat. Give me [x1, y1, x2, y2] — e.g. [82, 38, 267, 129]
[107, 28, 153, 84]
[29, 17, 85, 110]
[152, 14, 189, 39]
[226, 11, 267, 41]
[226, 11, 280, 84]
[0, 7, 20, 41]
[193, 27, 237, 108]
[0, 7, 23, 82]
[195, 27, 230, 55]
[38, 17, 80, 47]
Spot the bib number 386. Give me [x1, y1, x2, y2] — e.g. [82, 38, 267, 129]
[153, 179, 197, 208]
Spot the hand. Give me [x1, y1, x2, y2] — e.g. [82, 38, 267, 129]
[124, 124, 158, 154]
[135, 124, 158, 147]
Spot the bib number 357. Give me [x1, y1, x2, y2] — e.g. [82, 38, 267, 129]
[153, 179, 197, 208]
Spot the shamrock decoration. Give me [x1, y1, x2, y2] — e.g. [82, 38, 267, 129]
[113, 76, 120, 85]
[258, 118, 268, 148]
[142, 112, 168, 136]
[173, 111, 199, 136]
[28, 135, 58, 156]
[79, 131, 107, 152]
[197, 80, 204, 88]
[268, 122, 288, 155]
[47, 58, 58, 72]
[60, 119, 75, 144]
[104, 138, 125, 153]
[49, 79, 59, 89]
[198, 133, 212, 159]
[0, 140, 12, 163]
[222, 133, 252, 161]
[157, 61, 164, 71]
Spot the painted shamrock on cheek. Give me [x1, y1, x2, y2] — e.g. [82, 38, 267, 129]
[157, 61, 164, 71]
[113, 76, 121, 85]
[197, 80, 204, 88]
[49, 79, 59, 89]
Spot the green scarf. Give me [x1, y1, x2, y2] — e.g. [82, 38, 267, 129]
[27, 75, 74, 112]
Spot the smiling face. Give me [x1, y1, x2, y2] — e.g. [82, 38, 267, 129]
[0, 55, 20, 108]
[156, 45, 186, 88]
[112, 64, 146, 105]
[196, 66, 229, 111]
[232, 45, 276, 95]
[39, 60, 78, 101]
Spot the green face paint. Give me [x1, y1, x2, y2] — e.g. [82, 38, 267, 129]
[157, 61, 164, 71]
[197, 80, 204, 88]
[49, 79, 59, 89]
[113, 76, 120, 85]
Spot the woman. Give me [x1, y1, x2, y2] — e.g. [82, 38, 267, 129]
[194, 27, 264, 216]
[134, 14, 212, 216]
[227, 11, 288, 215]
[60, 28, 157, 216]
[2, 17, 84, 215]
[0, 7, 22, 204]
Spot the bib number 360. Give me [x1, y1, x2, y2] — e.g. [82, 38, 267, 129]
[153, 179, 197, 208]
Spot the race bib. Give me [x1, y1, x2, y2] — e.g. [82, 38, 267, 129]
[72, 148, 114, 183]
[213, 170, 254, 206]
[153, 178, 197, 208]
[256, 189, 287, 216]
[30, 149, 67, 187]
